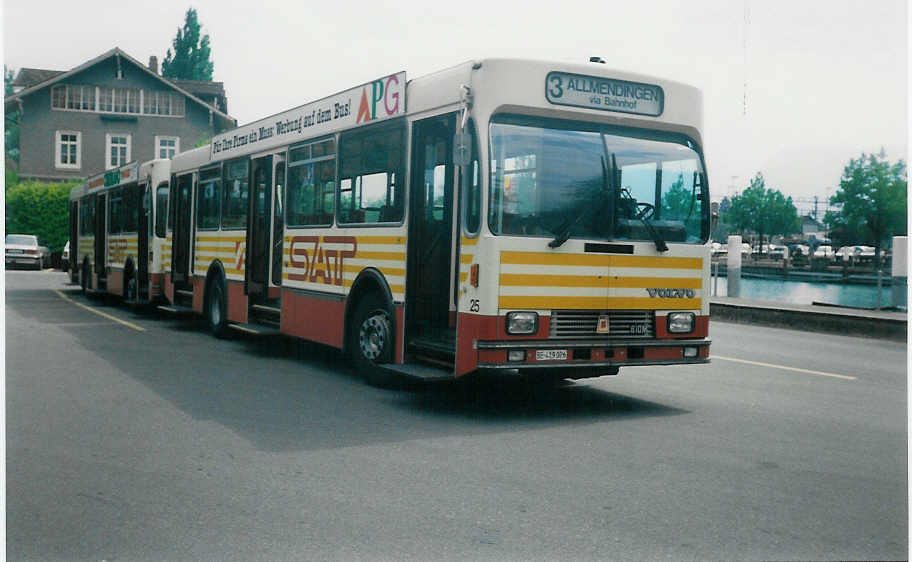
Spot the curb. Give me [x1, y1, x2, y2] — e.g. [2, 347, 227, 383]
[710, 300, 907, 342]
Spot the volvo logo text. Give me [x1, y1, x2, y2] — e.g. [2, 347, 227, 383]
[647, 288, 695, 298]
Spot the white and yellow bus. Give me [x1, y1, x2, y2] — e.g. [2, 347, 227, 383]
[161, 58, 711, 383]
[70, 158, 171, 303]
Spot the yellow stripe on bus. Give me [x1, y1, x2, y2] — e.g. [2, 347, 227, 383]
[340, 264, 406, 276]
[353, 251, 406, 261]
[195, 245, 237, 253]
[459, 254, 474, 264]
[499, 273, 703, 289]
[196, 235, 244, 242]
[356, 235, 406, 245]
[500, 251, 703, 269]
[461, 237, 479, 246]
[340, 279, 404, 293]
[498, 295, 702, 310]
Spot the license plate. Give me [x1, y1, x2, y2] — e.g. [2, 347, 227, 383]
[536, 349, 568, 361]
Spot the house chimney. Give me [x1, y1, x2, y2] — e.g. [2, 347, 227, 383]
[149, 56, 158, 74]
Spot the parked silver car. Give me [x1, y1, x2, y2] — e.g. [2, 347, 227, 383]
[5, 234, 45, 270]
[61, 240, 70, 272]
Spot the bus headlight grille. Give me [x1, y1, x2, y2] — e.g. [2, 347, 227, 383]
[549, 310, 654, 339]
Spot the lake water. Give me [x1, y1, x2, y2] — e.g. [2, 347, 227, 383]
[711, 275, 897, 309]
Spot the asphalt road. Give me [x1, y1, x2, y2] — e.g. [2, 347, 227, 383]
[6, 270, 908, 561]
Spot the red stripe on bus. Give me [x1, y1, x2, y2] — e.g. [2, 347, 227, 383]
[280, 289, 345, 349]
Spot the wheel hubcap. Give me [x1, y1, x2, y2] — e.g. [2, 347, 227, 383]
[359, 312, 390, 361]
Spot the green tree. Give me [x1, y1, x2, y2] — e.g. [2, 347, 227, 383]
[823, 150, 907, 268]
[161, 8, 214, 81]
[661, 172, 702, 236]
[5, 65, 20, 167]
[5, 180, 77, 252]
[727, 172, 800, 252]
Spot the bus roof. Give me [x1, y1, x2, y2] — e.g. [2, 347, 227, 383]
[139, 158, 171, 185]
[82, 161, 139, 195]
[170, 145, 213, 175]
[167, 57, 705, 173]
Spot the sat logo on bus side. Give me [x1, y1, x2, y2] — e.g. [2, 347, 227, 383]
[288, 236, 358, 285]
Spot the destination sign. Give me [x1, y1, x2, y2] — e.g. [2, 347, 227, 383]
[87, 161, 137, 191]
[211, 72, 406, 160]
[545, 72, 663, 117]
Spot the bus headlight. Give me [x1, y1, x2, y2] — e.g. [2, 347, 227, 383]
[506, 311, 539, 335]
[667, 312, 695, 333]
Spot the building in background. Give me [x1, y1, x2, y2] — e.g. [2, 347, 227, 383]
[5, 47, 235, 182]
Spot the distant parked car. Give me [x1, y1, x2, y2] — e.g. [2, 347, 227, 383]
[835, 246, 855, 263]
[768, 244, 787, 260]
[5, 234, 45, 270]
[855, 245, 876, 264]
[813, 245, 835, 261]
[61, 240, 70, 272]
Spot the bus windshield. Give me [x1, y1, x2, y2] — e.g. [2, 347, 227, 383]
[489, 116, 709, 245]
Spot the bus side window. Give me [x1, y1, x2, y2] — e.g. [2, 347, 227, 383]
[287, 138, 336, 227]
[463, 119, 481, 235]
[338, 122, 405, 225]
[155, 184, 168, 238]
[109, 188, 123, 234]
[222, 159, 249, 230]
[167, 175, 176, 232]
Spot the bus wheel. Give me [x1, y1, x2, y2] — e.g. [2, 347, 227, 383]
[350, 295, 396, 387]
[206, 277, 229, 339]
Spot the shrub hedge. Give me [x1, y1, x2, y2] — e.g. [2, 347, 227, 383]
[5, 180, 77, 252]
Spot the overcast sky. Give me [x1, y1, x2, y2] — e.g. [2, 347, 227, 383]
[3, 0, 908, 210]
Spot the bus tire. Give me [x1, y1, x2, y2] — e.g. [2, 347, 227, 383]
[349, 294, 396, 387]
[206, 276, 229, 339]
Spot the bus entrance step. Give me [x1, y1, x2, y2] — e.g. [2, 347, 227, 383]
[157, 304, 195, 315]
[380, 362, 454, 382]
[228, 322, 281, 336]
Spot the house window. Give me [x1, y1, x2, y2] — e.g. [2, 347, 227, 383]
[53, 85, 185, 117]
[52, 85, 96, 111]
[55, 131, 81, 169]
[106, 133, 131, 169]
[155, 136, 179, 159]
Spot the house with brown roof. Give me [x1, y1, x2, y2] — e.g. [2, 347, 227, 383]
[5, 47, 236, 182]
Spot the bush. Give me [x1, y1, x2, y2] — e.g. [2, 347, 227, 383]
[5, 180, 77, 252]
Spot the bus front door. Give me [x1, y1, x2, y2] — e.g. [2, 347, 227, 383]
[94, 193, 106, 290]
[136, 183, 150, 301]
[406, 114, 456, 357]
[246, 154, 282, 328]
[247, 155, 273, 299]
[69, 200, 78, 282]
[172, 173, 193, 286]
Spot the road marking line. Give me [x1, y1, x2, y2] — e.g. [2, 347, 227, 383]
[712, 355, 857, 380]
[53, 290, 146, 332]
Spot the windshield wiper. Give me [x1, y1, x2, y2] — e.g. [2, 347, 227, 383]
[609, 154, 668, 253]
[549, 164, 610, 249]
[548, 217, 573, 248]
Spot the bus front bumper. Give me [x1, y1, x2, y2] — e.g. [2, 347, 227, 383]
[475, 338, 711, 376]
